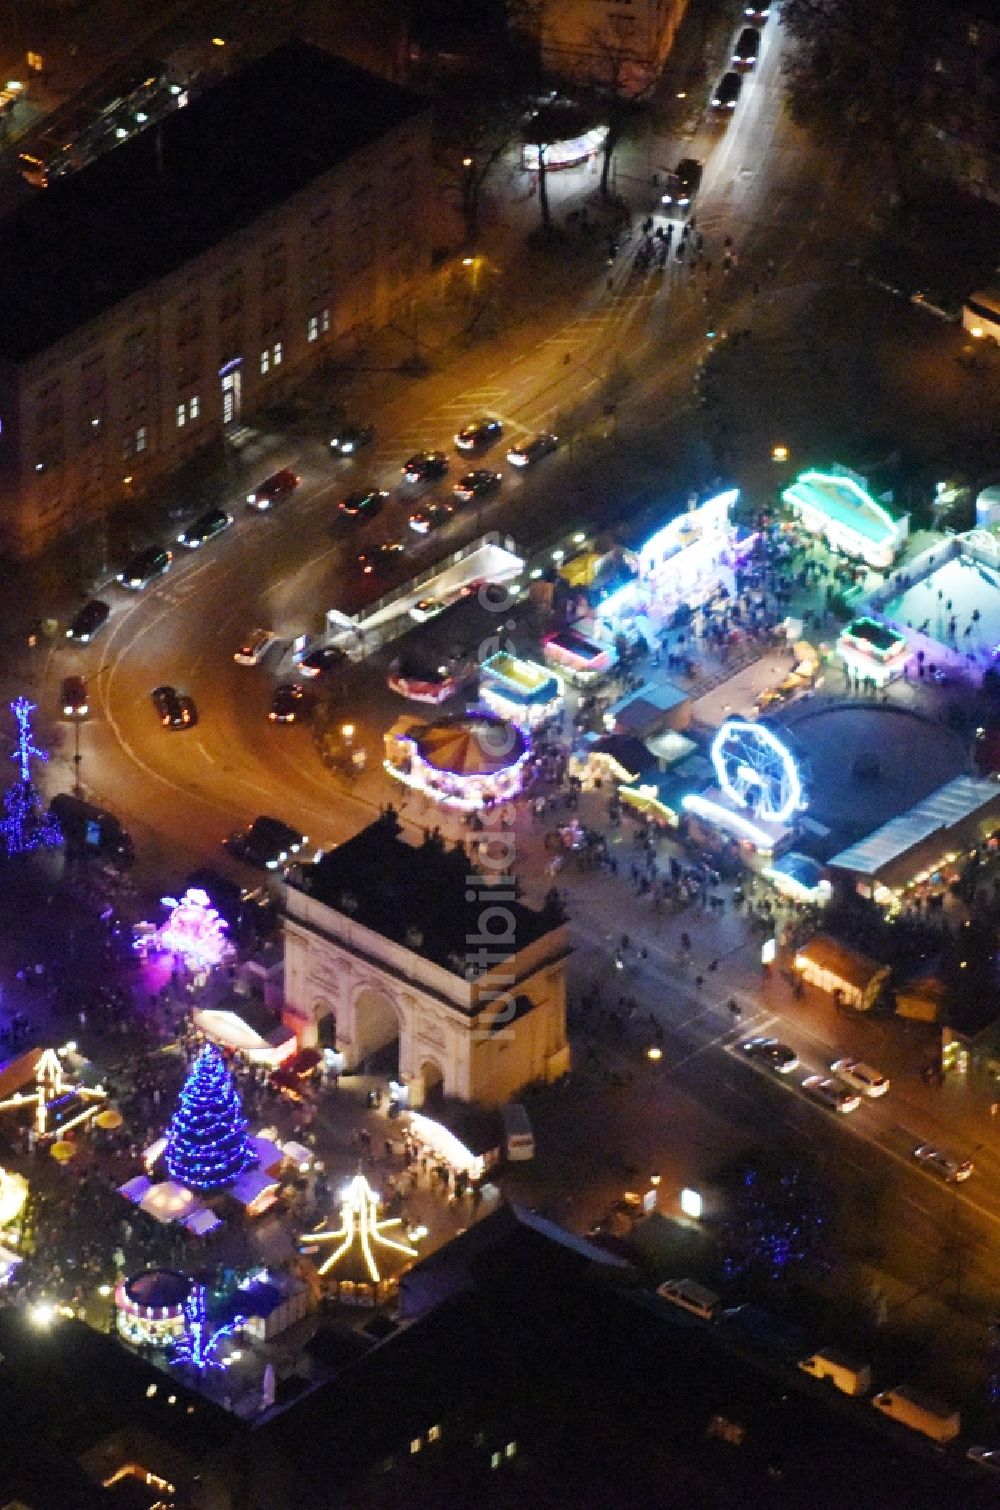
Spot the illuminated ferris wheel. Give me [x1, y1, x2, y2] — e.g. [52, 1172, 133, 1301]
[711, 719, 803, 825]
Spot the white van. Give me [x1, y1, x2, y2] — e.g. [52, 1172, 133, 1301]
[871, 1384, 960, 1444]
[798, 1348, 872, 1397]
[655, 1279, 721, 1321]
[501, 1102, 534, 1161]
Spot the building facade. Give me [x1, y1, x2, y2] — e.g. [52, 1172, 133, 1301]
[281, 815, 571, 1106]
[0, 43, 435, 560]
[537, 0, 689, 90]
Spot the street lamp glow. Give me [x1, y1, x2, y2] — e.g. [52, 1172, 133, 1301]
[971, 326, 983, 339]
[771, 444, 789, 462]
[572, 532, 586, 544]
[341, 723, 355, 742]
[462, 156, 473, 168]
[462, 257, 474, 267]
[29, 1301, 55, 1328]
[212, 36, 226, 47]
[646, 1045, 662, 1061]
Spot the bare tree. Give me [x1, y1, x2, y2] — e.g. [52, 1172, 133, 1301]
[581, 15, 657, 201]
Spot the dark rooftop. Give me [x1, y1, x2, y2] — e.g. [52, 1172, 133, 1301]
[0, 42, 428, 362]
[288, 812, 561, 975]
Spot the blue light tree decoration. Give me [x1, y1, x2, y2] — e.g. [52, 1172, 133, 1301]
[0, 698, 62, 857]
[170, 1283, 245, 1373]
[164, 1044, 255, 1191]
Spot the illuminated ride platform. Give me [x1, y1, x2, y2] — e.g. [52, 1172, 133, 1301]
[480, 652, 563, 729]
[836, 616, 909, 686]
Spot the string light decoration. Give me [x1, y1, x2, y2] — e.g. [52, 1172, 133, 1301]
[164, 1044, 255, 1192]
[156, 888, 230, 971]
[170, 1283, 245, 1373]
[0, 698, 61, 856]
[0, 1047, 107, 1136]
[300, 1173, 418, 1288]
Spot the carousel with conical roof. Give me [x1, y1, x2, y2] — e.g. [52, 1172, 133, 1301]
[384, 711, 531, 810]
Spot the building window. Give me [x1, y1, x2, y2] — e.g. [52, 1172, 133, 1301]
[189, 396, 200, 420]
[410, 1438, 421, 1455]
[273, 341, 283, 366]
[136, 425, 147, 453]
[505, 1442, 517, 1459]
[176, 403, 186, 428]
[260, 349, 270, 376]
[321, 308, 330, 333]
[427, 1425, 441, 1443]
[307, 316, 319, 343]
[490, 1452, 501, 1470]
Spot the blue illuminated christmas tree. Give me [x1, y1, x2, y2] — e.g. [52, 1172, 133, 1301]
[0, 698, 61, 857]
[165, 1044, 255, 1191]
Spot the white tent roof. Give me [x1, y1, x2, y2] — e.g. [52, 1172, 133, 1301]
[140, 1179, 202, 1225]
[118, 1174, 151, 1204]
[229, 1167, 281, 1208]
[829, 775, 1000, 877]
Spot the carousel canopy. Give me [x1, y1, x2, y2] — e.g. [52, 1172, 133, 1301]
[410, 714, 528, 776]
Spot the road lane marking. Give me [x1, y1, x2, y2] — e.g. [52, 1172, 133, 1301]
[197, 741, 215, 764]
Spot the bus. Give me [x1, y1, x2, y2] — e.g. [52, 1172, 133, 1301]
[963, 284, 1000, 343]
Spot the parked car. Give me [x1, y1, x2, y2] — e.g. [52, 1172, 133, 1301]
[454, 469, 503, 502]
[66, 599, 110, 644]
[506, 431, 558, 467]
[60, 676, 88, 718]
[798, 1348, 871, 1397]
[329, 422, 374, 457]
[712, 71, 743, 110]
[802, 1075, 861, 1114]
[117, 545, 172, 590]
[830, 1058, 889, 1097]
[741, 1036, 799, 1073]
[151, 684, 195, 729]
[246, 468, 300, 511]
[401, 450, 449, 482]
[454, 416, 503, 452]
[177, 507, 232, 549]
[656, 1279, 721, 1321]
[233, 628, 277, 666]
[871, 1384, 960, 1444]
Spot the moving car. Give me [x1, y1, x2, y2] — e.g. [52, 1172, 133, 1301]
[245, 468, 300, 511]
[402, 450, 449, 483]
[177, 507, 232, 549]
[338, 488, 387, 520]
[329, 422, 374, 457]
[269, 683, 309, 723]
[408, 502, 454, 535]
[506, 431, 558, 467]
[712, 71, 743, 110]
[454, 469, 503, 502]
[802, 1075, 861, 1114]
[227, 814, 308, 870]
[151, 684, 195, 729]
[830, 1058, 889, 1098]
[409, 597, 451, 623]
[67, 599, 110, 644]
[454, 416, 503, 452]
[661, 157, 703, 212]
[117, 545, 172, 590]
[744, 3, 770, 20]
[912, 1143, 974, 1182]
[60, 676, 88, 718]
[299, 645, 348, 678]
[234, 628, 277, 666]
[741, 1036, 799, 1074]
[732, 26, 760, 66]
[358, 540, 406, 576]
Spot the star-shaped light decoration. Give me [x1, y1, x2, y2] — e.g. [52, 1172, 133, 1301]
[300, 1173, 418, 1282]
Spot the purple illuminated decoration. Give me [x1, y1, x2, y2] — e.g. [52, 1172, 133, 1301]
[170, 1283, 245, 1372]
